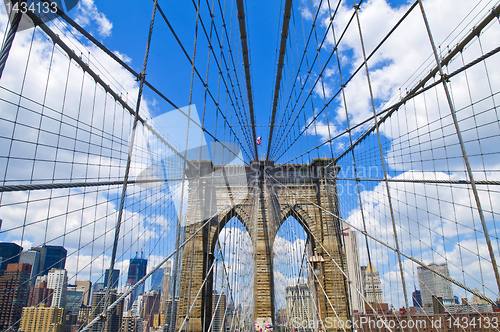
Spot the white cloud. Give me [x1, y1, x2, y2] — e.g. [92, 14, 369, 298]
[75, 0, 113, 37]
[344, 168, 500, 307]
[304, 115, 339, 142]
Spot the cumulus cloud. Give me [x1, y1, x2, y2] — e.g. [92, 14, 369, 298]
[74, 0, 113, 37]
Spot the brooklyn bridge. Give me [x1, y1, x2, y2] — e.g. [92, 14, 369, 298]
[0, 0, 499, 331]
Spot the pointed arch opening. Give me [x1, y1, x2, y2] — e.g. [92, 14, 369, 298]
[272, 212, 318, 331]
[211, 214, 254, 332]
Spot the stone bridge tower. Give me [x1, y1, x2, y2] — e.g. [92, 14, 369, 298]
[175, 159, 350, 332]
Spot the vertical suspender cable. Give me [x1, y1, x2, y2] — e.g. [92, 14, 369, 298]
[352, 0, 411, 313]
[417, 0, 500, 295]
[103, 0, 159, 317]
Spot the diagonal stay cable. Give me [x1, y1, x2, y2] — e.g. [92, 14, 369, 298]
[79, 180, 250, 332]
[286, 41, 500, 164]
[264, 170, 500, 307]
[272, 0, 419, 160]
[36, 1, 249, 165]
[266, 0, 293, 160]
[236, 0, 258, 159]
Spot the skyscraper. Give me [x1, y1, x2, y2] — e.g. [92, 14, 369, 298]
[127, 254, 148, 288]
[417, 263, 454, 306]
[0, 263, 32, 330]
[361, 263, 383, 303]
[0, 242, 22, 275]
[31, 245, 67, 276]
[19, 249, 41, 285]
[127, 254, 147, 309]
[104, 269, 120, 290]
[66, 284, 85, 313]
[47, 268, 68, 308]
[412, 289, 423, 307]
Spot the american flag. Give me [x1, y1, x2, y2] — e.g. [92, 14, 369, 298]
[256, 136, 262, 146]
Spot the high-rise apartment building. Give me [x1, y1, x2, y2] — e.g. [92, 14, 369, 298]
[31, 245, 67, 276]
[47, 268, 68, 308]
[212, 293, 227, 332]
[27, 280, 53, 307]
[143, 290, 161, 329]
[121, 310, 143, 332]
[0, 263, 32, 330]
[90, 290, 123, 332]
[20, 304, 65, 332]
[20, 249, 41, 285]
[160, 261, 172, 313]
[417, 262, 454, 306]
[361, 263, 383, 303]
[0, 242, 22, 275]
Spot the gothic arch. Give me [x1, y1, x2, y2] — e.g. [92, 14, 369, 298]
[277, 204, 316, 250]
[211, 205, 253, 255]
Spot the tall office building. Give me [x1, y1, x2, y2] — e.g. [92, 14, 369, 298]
[20, 304, 65, 332]
[66, 284, 85, 313]
[31, 245, 67, 276]
[75, 280, 92, 306]
[285, 284, 313, 328]
[0, 263, 32, 330]
[417, 262, 454, 306]
[212, 293, 227, 332]
[164, 299, 178, 332]
[412, 289, 423, 307]
[361, 263, 383, 303]
[104, 269, 120, 290]
[0, 242, 22, 275]
[127, 254, 147, 309]
[342, 225, 364, 313]
[90, 290, 123, 332]
[151, 268, 163, 292]
[27, 280, 54, 307]
[47, 268, 68, 308]
[128, 255, 147, 287]
[20, 249, 41, 285]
